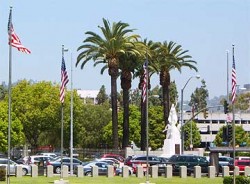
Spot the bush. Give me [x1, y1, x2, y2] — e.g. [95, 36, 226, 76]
[223, 176, 250, 184]
[0, 166, 6, 181]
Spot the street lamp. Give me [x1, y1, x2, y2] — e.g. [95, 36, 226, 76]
[180, 75, 200, 154]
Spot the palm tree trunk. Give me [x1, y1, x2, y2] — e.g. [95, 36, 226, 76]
[122, 89, 130, 148]
[111, 74, 119, 149]
[162, 83, 170, 127]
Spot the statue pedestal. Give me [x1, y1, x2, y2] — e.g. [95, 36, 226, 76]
[161, 138, 181, 158]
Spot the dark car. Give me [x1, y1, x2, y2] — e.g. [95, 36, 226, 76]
[167, 154, 209, 175]
[47, 157, 82, 174]
[218, 156, 233, 171]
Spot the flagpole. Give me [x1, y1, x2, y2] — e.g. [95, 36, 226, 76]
[70, 52, 74, 176]
[60, 45, 65, 180]
[7, 7, 13, 184]
[232, 44, 236, 184]
[145, 59, 149, 184]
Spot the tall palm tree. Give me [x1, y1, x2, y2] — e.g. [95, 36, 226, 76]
[157, 41, 198, 126]
[119, 40, 145, 148]
[134, 39, 159, 150]
[76, 18, 139, 149]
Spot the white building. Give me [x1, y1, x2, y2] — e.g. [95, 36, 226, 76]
[77, 89, 99, 104]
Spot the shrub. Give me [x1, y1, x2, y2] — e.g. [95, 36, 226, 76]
[223, 176, 250, 184]
[0, 166, 6, 181]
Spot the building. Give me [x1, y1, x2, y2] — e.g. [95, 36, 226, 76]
[183, 111, 250, 148]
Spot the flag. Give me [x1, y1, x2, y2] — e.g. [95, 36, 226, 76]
[232, 46, 237, 104]
[8, 8, 31, 54]
[60, 56, 69, 103]
[142, 60, 148, 103]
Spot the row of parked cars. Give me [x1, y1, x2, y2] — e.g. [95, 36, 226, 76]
[6, 152, 250, 177]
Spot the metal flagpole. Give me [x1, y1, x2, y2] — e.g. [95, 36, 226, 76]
[232, 45, 236, 184]
[70, 52, 74, 176]
[60, 45, 64, 180]
[7, 7, 13, 184]
[145, 59, 149, 184]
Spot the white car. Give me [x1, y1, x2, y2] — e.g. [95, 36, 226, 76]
[37, 153, 58, 158]
[0, 158, 31, 175]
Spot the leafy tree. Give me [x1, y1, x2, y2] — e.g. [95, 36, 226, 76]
[75, 103, 111, 148]
[96, 85, 109, 105]
[77, 18, 140, 149]
[183, 120, 201, 150]
[234, 92, 250, 111]
[0, 101, 24, 153]
[10, 80, 62, 149]
[214, 125, 248, 147]
[0, 84, 7, 100]
[148, 106, 165, 150]
[189, 79, 209, 113]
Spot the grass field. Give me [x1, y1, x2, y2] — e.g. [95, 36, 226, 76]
[8, 176, 224, 184]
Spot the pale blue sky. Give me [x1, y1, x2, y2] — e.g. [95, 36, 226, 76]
[0, 0, 249, 101]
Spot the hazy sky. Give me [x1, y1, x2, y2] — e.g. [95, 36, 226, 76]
[0, 0, 249, 101]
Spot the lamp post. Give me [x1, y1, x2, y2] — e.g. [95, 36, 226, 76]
[180, 75, 200, 154]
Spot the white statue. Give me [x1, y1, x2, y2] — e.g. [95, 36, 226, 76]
[164, 104, 180, 140]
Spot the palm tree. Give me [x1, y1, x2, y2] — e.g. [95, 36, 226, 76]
[157, 41, 198, 126]
[76, 18, 139, 149]
[119, 40, 145, 148]
[134, 39, 159, 150]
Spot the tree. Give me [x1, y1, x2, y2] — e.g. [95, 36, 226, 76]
[0, 101, 24, 153]
[214, 125, 248, 147]
[119, 41, 144, 148]
[189, 79, 209, 112]
[135, 39, 159, 151]
[183, 120, 201, 150]
[103, 105, 141, 148]
[10, 80, 62, 149]
[157, 41, 198, 127]
[96, 85, 109, 105]
[234, 92, 250, 111]
[77, 18, 139, 149]
[75, 103, 111, 148]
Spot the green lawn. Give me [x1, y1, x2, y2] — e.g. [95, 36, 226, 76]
[8, 176, 224, 184]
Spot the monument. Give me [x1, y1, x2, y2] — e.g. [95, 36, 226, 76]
[161, 104, 181, 157]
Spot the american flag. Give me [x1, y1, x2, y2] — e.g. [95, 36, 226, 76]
[142, 60, 148, 103]
[60, 57, 69, 103]
[8, 8, 31, 54]
[232, 46, 237, 104]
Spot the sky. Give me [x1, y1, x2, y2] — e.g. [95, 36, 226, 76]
[0, 0, 249, 101]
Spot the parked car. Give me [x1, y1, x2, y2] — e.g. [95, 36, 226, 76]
[74, 161, 116, 176]
[229, 159, 250, 171]
[37, 152, 58, 158]
[0, 158, 31, 175]
[218, 156, 233, 171]
[115, 166, 133, 176]
[129, 155, 166, 175]
[47, 157, 82, 174]
[17, 155, 53, 166]
[167, 154, 209, 175]
[100, 154, 125, 163]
